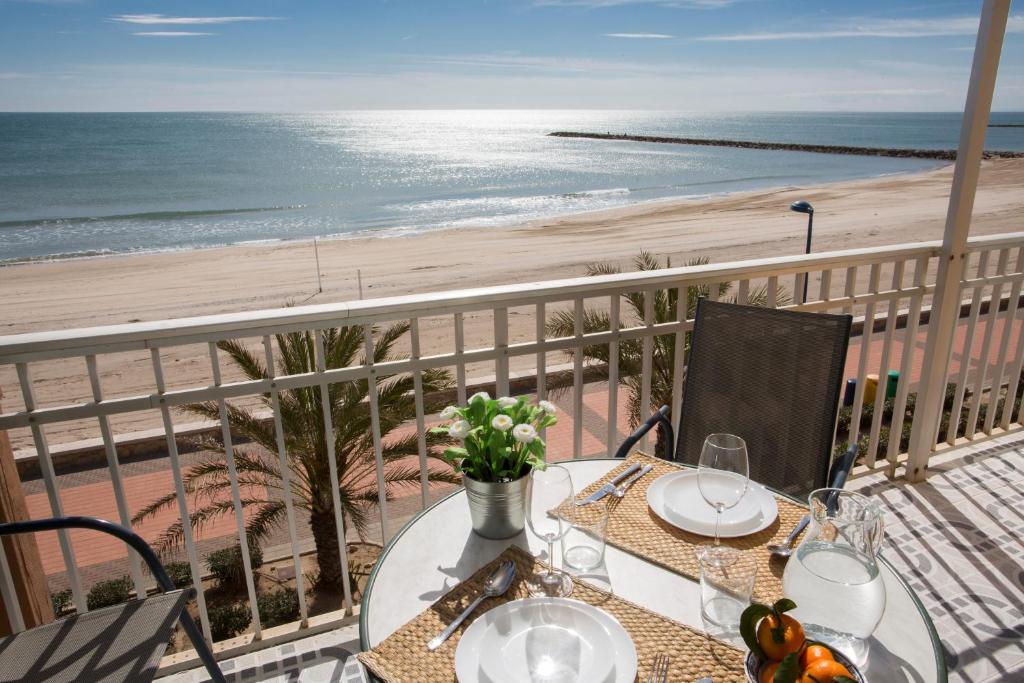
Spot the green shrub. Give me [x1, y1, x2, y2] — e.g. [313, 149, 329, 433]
[51, 589, 72, 616]
[205, 542, 263, 590]
[86, 576, 132, 610]
[257, 588, 300, 628]
[202, 602, 252, 642]
[163, 560, 193, 589]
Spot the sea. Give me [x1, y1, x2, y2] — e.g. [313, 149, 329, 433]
[1, 111, 1023, 264]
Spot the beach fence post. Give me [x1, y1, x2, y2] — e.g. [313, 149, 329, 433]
[906, 0, 1010, 483]
[313, 237, 323, 293]
[358, 269, 364, 300]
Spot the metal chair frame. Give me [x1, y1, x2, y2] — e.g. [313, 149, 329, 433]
[0, 516, 226, 683]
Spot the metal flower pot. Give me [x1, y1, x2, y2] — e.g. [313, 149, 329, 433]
[463, 472, 529, 539]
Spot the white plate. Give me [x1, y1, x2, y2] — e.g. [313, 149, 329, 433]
[646, 470, 778, 537]
[454, 597, 637, 683]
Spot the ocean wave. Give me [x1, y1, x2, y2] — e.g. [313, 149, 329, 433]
[0, 205, 305, 230]
[560, 187, 631, 198]
[390, 187, 633, 214]
[1, 247, 151, 265]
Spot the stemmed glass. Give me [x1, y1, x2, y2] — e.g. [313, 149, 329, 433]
[698, 433, 750, 548]
[526, 465, 575, 597]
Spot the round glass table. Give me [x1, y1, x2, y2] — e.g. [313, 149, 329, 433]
[359, 459, 946, 682]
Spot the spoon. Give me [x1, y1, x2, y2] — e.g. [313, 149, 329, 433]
[767, 514, 810, 559]
[427, 559, 516, 650]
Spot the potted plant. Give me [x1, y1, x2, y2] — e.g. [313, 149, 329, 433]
[433, 392, 558, 539]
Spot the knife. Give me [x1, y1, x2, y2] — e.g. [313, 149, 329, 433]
[614, 464, 653, 496]
[576, 462, 642, 506]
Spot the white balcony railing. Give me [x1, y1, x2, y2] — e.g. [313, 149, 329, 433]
[2, 231, 1024, 664]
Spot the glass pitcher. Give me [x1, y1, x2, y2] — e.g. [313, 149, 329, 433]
[781, 488, 886, 667]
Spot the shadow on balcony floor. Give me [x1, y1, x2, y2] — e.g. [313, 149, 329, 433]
[160, 622, 369, 683]
[853, 433, 1024, 683]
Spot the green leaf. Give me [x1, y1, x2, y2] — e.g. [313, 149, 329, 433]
[833, 677, 858, 683]
[772, 598, 797, 614]
[739, 603, 771, 659]
[770, 598, 797, 644]
[774, 653, 801, 683]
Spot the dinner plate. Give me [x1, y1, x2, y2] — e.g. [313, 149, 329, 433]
[454, 597, 638, 683]
[646, 470, 778, 537]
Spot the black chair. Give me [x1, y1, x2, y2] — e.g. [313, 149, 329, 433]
[616, 299, 856, 499]
[0, 516, 226, 683]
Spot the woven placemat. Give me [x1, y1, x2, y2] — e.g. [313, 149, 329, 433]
[572, 451, 807, 603]
[357, 545, 746, 683]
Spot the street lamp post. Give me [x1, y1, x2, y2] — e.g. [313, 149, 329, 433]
[790, 200, 814, 302]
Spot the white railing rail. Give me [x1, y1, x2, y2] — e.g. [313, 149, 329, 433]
[1, 232, 1023, 660]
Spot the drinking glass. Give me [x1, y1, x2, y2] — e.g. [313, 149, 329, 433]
[562, 496, 609, 572]
[526, 465, 575, 597]
[697, 433, 749, 546]
[698, 547, 757, 631]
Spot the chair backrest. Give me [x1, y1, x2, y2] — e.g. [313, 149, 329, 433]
[676, 299, 852, 499]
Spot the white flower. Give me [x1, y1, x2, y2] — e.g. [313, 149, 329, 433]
[449, 420, 471, 439]
[440, 406, 458, 420]
[470, 391, 491, 403]
[513, 423, 537, 444]
[497, 396, 518, 409]
[539, 400, 557, 414]
[491, 414, 514, 432]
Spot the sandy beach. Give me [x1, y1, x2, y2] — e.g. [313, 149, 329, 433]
[2, 158, 1023, 449]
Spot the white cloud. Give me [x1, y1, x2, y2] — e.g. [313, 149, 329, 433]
[697, 14, 1024, 41]
[784, 88, 946, 98]
[111, 14, 280, 25]
[604, 33, 674, 39]
[133, 32, 217, 37]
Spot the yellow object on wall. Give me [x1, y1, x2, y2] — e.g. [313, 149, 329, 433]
[863, 374, 879, 405]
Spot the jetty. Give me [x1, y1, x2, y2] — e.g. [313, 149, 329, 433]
[548, 131, 1024, 160]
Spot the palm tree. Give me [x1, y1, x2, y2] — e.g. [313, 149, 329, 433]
[545, 252, 788, 455]
[134, 323, 459, 588]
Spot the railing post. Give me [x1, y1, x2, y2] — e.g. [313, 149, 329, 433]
[905, 0, 1010, 482]
[0, 389, 54, 634]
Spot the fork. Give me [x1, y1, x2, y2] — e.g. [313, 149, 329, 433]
[646, 653, 670, 683]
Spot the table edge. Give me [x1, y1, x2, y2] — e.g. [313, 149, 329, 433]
[357, 458, 948, 683]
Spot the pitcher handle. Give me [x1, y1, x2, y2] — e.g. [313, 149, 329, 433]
[871, 509, 886, 556]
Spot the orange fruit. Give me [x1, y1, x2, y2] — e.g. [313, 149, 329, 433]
[756, 613, 806, 661]
[800, 658, 853, 683]
[799, 644, 835, 668]
[759, 662, 779, 683]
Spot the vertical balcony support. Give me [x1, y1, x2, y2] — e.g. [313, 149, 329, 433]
[906, 0, 1010, 482]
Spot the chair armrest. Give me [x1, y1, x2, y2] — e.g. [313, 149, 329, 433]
[614, 405, 673, 459]
[828, 443, 857, 489]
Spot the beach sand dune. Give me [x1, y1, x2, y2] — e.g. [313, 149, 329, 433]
[2, 159, 1022, 449]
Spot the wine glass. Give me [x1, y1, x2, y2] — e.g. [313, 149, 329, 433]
[526, 465, 575, 597]
[698, 433, 749, 548]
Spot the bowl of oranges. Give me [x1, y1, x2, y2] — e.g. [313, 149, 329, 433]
[740, 599, 865, 683]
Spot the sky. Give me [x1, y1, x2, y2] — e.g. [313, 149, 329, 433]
[0, 0, 1021, 111]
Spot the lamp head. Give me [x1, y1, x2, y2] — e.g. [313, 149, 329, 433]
[790, 200, 814, 214]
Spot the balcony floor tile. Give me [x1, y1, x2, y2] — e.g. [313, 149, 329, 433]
[851, 435, 1024, 683]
